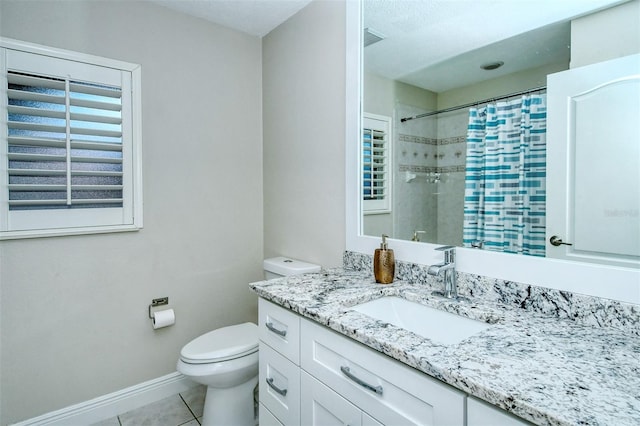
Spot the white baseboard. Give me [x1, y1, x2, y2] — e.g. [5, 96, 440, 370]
[11, 372, 197, 426]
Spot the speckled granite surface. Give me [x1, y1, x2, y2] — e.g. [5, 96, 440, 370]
[250, 261, 640, 426]
[344, 251, 640, 335]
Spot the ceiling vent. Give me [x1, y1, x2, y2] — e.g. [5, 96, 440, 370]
[363, 28, 385, 47]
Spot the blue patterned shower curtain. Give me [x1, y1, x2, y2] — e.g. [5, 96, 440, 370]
[463, 95, 547, 256]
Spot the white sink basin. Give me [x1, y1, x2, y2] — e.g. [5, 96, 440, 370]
[349, 296, 491, 345]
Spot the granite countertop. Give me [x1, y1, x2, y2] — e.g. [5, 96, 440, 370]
[250, 267, 640, 426]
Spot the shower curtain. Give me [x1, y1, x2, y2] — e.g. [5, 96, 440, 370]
[463, 95, 547, 256]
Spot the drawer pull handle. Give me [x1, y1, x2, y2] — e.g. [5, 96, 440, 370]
[340, 366, 383, 395]
[265, 322, 287, 337]
[266, 377, 288, 396]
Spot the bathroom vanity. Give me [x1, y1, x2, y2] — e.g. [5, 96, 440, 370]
[250, 260, 639, 426]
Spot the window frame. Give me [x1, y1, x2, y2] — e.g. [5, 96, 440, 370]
[0, 37, 143, 239]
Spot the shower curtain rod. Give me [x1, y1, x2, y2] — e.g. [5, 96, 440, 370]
[399, 85, 546, 123]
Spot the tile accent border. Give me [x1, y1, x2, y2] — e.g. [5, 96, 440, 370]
[399, 164, 438, 173]
[399, 134, 437, 145]
[438, 135, 466, 145]
[343, 250, 640, 335]
[439, 165, 465, 173]
[399, 164, 465, 174]
[397, 133, 467, 174]
[398, 134, 466, 146]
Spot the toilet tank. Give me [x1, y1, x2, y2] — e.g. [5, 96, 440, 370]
[263, 256, 321, 280]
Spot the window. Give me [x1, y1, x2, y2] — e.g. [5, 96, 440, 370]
[362, 113, 391, 213]
[0, 38, 142, 239]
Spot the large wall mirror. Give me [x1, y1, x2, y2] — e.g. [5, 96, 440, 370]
[345, 0, 640, 304]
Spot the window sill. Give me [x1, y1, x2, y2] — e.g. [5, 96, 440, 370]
[363, 209, 392, 216]
[0, 224, 143, 240]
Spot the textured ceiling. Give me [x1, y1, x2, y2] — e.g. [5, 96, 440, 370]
[147, 0, 629, 92]
[363, 0, 630, 92]
[148, 0, 312, 37]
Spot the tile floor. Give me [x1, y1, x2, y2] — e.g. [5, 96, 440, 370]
[91, 385, 206, 426]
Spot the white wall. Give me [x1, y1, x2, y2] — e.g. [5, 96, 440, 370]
[0, 1, 263, 423]
[262, 0, 346, 268]
[570, 0, 640, 68]
[437, 61, 567, 109]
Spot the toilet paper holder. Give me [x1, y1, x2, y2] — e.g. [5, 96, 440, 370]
[149, 297, 169, 318]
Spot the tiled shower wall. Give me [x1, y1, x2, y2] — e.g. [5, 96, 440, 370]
[394, 104, 437, 242]
[435, 109, 468, 246]
[394, 104, 468, 246]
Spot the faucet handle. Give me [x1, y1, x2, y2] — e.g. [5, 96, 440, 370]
[434, 245, 455, 263]
[411, 230, 426, 242]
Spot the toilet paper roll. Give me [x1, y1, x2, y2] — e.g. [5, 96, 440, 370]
[152, 309, 175, 329]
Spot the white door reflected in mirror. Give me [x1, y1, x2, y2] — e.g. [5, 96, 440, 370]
[546, 54, 640, 268]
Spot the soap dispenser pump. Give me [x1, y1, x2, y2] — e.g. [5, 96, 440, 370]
[374, 234, 395, 284]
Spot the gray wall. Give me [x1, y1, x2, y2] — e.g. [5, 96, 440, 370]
[0, 1, 263, 423]
[262, 0, 346, 268]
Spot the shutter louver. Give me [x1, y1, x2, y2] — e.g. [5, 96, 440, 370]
[362, 128, 387, 201]
[7, 71, 124, 210]
[362, 114, 391, 213]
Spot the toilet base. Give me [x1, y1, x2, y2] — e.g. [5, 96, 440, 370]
[201, 376, 258, 426]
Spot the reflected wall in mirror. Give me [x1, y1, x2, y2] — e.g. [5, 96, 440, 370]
[360, 0, 640, 267]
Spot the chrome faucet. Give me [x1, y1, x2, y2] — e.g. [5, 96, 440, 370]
[428, 246, 458, 299]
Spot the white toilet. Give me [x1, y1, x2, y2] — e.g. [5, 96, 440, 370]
[263, 256, 321, 280]
[177, 322, 258, 426]
[177, 257, 320, 426]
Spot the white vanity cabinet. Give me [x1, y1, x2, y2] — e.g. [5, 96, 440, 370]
[258, 298, 302, 425]
[259, 343, 300, 425]
[300, 318, 464, 425]
[467, 397, 533, 426]
[258, 298, 527, 426]
[258, 298, 301, 364]
[301, 371, 383, 426]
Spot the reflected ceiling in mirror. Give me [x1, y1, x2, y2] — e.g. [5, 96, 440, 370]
[363, 0, 625, 91]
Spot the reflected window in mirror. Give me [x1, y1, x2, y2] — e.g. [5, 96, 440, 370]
[362, 113, 391, 214]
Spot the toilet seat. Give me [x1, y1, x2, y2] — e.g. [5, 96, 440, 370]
[180, 322, 258, 364]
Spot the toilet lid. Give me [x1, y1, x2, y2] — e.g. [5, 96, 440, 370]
[180, 322, 258, 364]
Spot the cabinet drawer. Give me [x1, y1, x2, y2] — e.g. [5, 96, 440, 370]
[259, 342, 301, 426]
[467, 397, 533, 426]
[259, 403, 284, 426]
[301, 371, 362, 426]
[301, 371, 385, 426]
[259, 298, 301, 364]
[301, 320, 465, 426]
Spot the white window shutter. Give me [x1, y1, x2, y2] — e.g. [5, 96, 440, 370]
[0, 40, 142, 238]
[362, 113, 391, 213]
[7, 71, 124, 209]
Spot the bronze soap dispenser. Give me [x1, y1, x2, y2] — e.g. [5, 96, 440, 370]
[374, 234, 395, 284]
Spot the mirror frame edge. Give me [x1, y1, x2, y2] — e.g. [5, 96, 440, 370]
[344, 0, 640, 305]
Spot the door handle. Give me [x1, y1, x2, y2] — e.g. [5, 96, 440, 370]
[550, 236, 573, 246]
